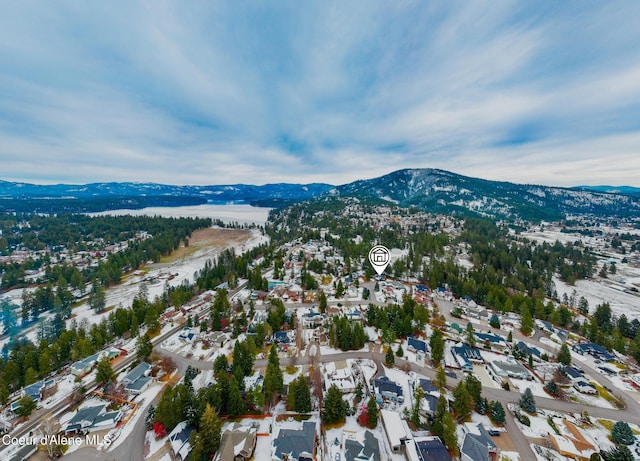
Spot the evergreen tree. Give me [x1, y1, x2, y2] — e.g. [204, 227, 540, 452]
[452, 381, 471, 420]
[611, 421, 635, 445]
[490, 401, 505, 424]
[95, 357, 116, 385]
[367, 396, 379, 428]
[557, 343, 571, 366]
[464, 373, 482, 406]
[507, 331, 513, 342]
[396, 344, 404, 358]
[430, 329, 444, 365]
[192, 403, 222, 461]
[601, 445, 634, 461]
[520, 388, 536, 414]
[411, 385, 424, 427]
[228, 376, 245, 417]
[322, 385, 346, 425]
[476, 397, 488, 415]
[335, 280, 344, 298]
[385, 347, 395, 367]
[489, 314, 500, 329]
[213, 354, 229, 375]
[319, 290, 327, 313]
[263, 346, 283, 404]
[521, 308, 534, 336]
[432, 395, 458, 456]
[0, 378, 9, 405]
[435, 365, 447, 391]
[89, 281, 106, 313]
[136, 334, 153, 361]
[15, 395, 37, 418]
[294, 376, 312, 413]
[465, 323, 476, 348]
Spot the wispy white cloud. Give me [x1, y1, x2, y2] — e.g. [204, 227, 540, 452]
[0, 1, 639, 186]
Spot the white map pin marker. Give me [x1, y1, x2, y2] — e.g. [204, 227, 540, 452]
[368, 245, 390, 275]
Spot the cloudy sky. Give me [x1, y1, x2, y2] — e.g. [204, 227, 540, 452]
[1, 1, 640, 187]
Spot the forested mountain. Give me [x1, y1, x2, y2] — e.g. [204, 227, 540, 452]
[2, 169, 639, 219]
[337, 169, 640, 220]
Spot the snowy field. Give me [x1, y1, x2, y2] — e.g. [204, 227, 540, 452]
[89, 204, 272, 225]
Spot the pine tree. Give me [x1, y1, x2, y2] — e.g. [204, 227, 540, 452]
[263, 346, 283, 405]
[322, 385, 346, 425]
[95, 357, 116, 385]
[367, 396, 379, 428]
[396, 344, 404, 358]
[432, 395, 458, 455]
[611, 421, 635, 445]
[601, 445, 634, 461]
[319, 290, 327, 313]
[213, 354, 229, 374]
[519, 387, 536, 414]
[430, 329, 444, 365]
[193, 403, 222, 461]
[435, 365, 447, 391]
[136, 334, 153, 361]
[557, 343, 571, 366]
[228, 376, 246, 417]
[521, 308, 534, 336]
[294, 377, 311, 413]
[490, 400, 505, 424]
[452, 381, 471, 420]
[489, 314, 500, 329]
[15, 395, 37, 417]
[465, 323, 476, 348]
[385, 347, 395, 367]
[464, 373, 482, 406]
[411, 385, 424, 427]
[507, 331, 513, 342]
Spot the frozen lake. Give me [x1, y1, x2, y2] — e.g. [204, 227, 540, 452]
[88, 203, 272, 224]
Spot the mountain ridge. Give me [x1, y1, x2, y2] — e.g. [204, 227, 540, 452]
[2, 169, 639, 220]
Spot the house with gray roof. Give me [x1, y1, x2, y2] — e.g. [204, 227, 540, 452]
[217, 422, 257, 461]
[414, 436, 451, 461]
[64, 404, 122, 435]
[374, 376, 404, 403]
[169, 421, 194, 461]
[460, 424, 500, 461]
[21, 378, 56, 403]
[272, 421, 316, 461]
[122, 362, 152, 395]
[344, 430, 380, 461]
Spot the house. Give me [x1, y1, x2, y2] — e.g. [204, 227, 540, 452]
[408, 336, 427, 354]
[413, 437, 451, 461]
[272, 421, 316, 461]
[451, 344, 481, 371]
[474, 332, 506, 351]
[169, 421, 194, 461]
[574, 381, 597, 395]
[71, 353, 101, 376]
[274, 331, 292, 345]
[303, 309, 322, 327]
[418, 379, 438, 395]
[64, 404, 123, 434]
[563, 366, 584, 383]
[374, 376, 404, 403]
[344, 429, 380, 461]
[460, 424, 500, 461]
[487, 360, 531, 381]
[122, 362, 152, 395]
[572, 343, 615, 362]
[217, 422, 257, 461]
[178, 327, 198, 342]
[22, 378, 56, 403]
[515, 341, 542, 359]
[381, 410, 408, 452]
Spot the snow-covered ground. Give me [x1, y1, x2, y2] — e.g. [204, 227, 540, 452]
[89, 204, 272, 225]
[68, 228, 268, 331]
[554, 276, 640, 320]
